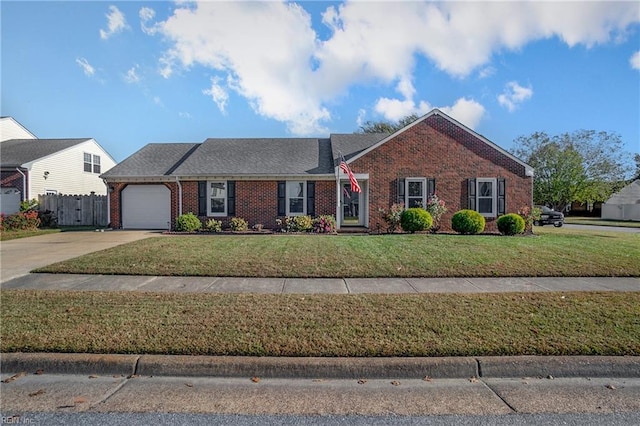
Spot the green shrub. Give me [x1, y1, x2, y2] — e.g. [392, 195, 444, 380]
[400, 208, 433, 233]
[313, 215, 337, 233]
[291, 215, 313, 232]
[205, 218, 222, 233]
[451, 210, 485, 235]
[37, 210, 58, 228]
[497, 213, 525, 236]
[378, 203, 405, 233]
[175, 212, 202, 232]
[230, 217, 248, 232]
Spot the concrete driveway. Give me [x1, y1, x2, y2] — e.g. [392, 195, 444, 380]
[0, 230, 157, 283]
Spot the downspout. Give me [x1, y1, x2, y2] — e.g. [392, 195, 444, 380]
[176, 176, 183, 217]
[16, 168, 27, 201]
[103, 179, 111, 227]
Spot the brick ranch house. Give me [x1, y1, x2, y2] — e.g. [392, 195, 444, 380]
[101, 109, 533, 232]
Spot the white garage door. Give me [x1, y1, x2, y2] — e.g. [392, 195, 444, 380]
[122, 185, 171, 229]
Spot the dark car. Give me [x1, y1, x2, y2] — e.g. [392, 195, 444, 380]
[534, 205, 564, 227]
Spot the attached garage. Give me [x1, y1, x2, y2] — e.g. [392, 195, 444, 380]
[121, 184, 171, 229]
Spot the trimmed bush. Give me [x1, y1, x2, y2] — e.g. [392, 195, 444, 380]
[451, 210, 485, 235]
[175, 212, 202, 232]
[313, 215, 337, 234]
[400, 208, 433, 233]
[497, 213, 526, 236]
[205, 219, 222, 233]
[230, 217, 248, 232]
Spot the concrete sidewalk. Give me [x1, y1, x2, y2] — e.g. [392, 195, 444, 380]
[1, 273, 638, 293]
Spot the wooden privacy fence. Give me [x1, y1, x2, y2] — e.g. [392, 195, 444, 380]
[38, 193, 108, 227]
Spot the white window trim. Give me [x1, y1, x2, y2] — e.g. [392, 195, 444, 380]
[83, 152, 101, 174]
[477, 177, 497, 218]
[405, 177, 427, 208]
[207, 180, 227, 217]
[286, 180, 306, 216]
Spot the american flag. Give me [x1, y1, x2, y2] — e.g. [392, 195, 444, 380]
[340, 159, 361, 193]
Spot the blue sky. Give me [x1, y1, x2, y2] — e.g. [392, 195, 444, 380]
[2, 1, 639, 165]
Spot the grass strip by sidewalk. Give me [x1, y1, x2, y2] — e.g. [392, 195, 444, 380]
[564, 217, 640, 228]
[34, 229, 640, 277]
[2, 290, 638, 357]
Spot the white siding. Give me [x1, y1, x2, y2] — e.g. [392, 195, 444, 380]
[26, 140, 117, 196]
[0, 117, 36, 141]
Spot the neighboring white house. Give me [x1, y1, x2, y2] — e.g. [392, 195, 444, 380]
[1, 118, 116, 215]
[601, 180, 640, 222]
[0, 117, 37, 141]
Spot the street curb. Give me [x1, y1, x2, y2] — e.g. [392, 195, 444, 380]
[0, 353, 138, 377]
[477, 355, 640, 378]
[135, 355, 478, 379]
[2, 354, 639, 379]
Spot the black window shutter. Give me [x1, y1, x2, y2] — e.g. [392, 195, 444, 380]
[397, 178, 405, 205]
[427, 178, 436, 199]
[227, 181, 236, 216]
[277, 181, 286, 216]
[468, 178, 477, 211]
[306, 181, 315, 216]
[198, 181, 206, 216]
[497, 178, 506, 216]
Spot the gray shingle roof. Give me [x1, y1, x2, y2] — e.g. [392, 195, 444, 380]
[101, 143, 200, 177]
[171, 138, 334, 176]
[0, 138, 90, 166]
[330, 133, 389, 165]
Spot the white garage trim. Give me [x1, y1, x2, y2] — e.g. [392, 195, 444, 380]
[122, 184, 171, 229]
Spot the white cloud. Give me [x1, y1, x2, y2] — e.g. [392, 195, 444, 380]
[153, 96, 163, 106]
[148, 1, 638, 134]
[356, 109, 367, 128]
[631, 51, 640, 71]
[203, 77, 229, 113]
[498, 81, 533, 112]
[100, 5, 128, 40]
[76, 57, 95, 76]
[139, 7, 157, 35]
[124, 65, 140, 83]
[439, 98, 486, 130]
[178, 112, 192, 119]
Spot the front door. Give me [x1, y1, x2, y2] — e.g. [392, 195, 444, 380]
[341, 182, 361, 226]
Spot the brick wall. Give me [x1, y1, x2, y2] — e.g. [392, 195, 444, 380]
[109, 180, 337, 230]
[350, 115, 532, 232]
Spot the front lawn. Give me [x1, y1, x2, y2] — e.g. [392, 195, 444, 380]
[35, 228, 639, 277]
[1, 290, 638, 356]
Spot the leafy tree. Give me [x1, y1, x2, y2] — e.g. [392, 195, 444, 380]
[634, 153, 640, 180]
[511, 130, 630, 212]
[358, 114, 419, 134]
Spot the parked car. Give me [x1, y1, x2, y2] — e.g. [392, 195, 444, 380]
[534, 205, 564, 227]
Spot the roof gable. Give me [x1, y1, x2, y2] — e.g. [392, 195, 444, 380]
[345, 109, 533, 176]
[605, 180, 640, 204]
[0, 138, 90, 166]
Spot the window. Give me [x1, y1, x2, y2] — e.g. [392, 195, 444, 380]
[406, 178, 427, 208]
[208, 181, 227, 216]
[477, 178, 496, 216]
[93, 155, 101, 174]
[287, 181, 305, 215]
[84, 153, 101, 174]
[45, 189, 58, 195]
[83, 153, 92, 172]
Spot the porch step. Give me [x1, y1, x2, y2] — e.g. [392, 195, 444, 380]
[338, 227, 369, 234]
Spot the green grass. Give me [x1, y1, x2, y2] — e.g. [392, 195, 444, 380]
[1, 290, 638, 356]
[564, 217, 640, 228]
[35, 228, 640, 277]
[0, 228, 60, 241]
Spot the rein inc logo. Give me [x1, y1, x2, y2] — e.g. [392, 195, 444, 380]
[2, 416, 34, 424]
